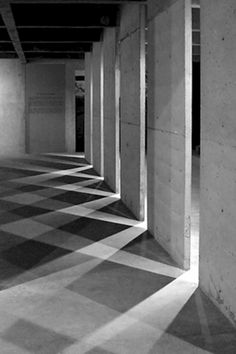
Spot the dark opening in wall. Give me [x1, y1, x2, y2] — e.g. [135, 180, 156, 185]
[192, 61, 200, 153]
[190, 4, 200, 274]
[75, 74, 85, 152]
[192, 5, 200, 154]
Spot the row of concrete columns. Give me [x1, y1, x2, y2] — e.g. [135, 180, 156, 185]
[84, 0, 236, 327]
[85, 0, 191, 268]
[85, 3, 146, 221]
[85, 0, 191, 261]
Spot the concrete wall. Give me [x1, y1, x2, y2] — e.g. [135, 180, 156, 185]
[26, 63, 66, 153]
[92, 42, 104, 175]
[119, 4, 146, 220]
[199, 0, 236, 326]
[85, 52, 93, 163]
[103, 27, 120, 193]
[147, 0, 192, 269]
[0, 59, 25, 156]
[26, 61, 84, 154]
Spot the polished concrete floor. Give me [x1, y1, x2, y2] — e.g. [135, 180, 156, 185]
[0, 153, 235, 353]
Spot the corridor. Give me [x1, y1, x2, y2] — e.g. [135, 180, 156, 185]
[0, 153, 235, 353]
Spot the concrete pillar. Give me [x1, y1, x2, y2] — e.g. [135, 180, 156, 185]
[85, 52, 93, 163]
[200, 0, 236, 325]
[103, 27, 120, 193]
[92, 42, 104, 175]
[147, 0, 192, 269]
[119, 4, 146, 220]
[0, 60, 25, 156]
[65, 62, 77, 153]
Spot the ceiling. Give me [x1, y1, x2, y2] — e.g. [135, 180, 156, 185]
[192, 6, 200, 62]
[0, 0, 146, 62]
[0, 0, 199, 63]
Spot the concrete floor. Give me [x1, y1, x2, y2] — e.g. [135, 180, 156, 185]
[0, 153, 235, 353]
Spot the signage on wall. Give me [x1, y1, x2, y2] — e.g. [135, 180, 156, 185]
[29, 92, 64, 114]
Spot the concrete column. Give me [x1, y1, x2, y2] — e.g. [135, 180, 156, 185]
[85, 52, 93, 163]
[200, 0, 236, 325]
[119, 4, 146, 220]
[0, 60, 25, 156]
[92, 42, 104, 175]
[147, 0, 192, 269]
[65, 62, 77, 153]
[103, 28, 120, 193]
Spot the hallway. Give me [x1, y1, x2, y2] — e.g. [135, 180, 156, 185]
[0, 154, 235, 353]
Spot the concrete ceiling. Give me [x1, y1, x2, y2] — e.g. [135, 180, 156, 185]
[0, 0, 199, 63]
[192, 7, 200, 62]
[0, 0, 146, 63]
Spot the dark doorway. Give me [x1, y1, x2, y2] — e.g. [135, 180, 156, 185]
[192, 61, 200, 153]
[192, 6, 200, 154]
[75, 74, 85, 152]
[191, 5, 200, 275]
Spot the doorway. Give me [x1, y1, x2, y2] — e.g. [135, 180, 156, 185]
[75, 71, 85, 152]
[191, 4, 200, 273]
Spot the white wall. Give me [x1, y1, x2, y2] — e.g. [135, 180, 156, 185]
[0, 59, 25, 156]
[26, 63, 66, 153]
[26, 60, 84, 154]
[200, 0, 236, 326]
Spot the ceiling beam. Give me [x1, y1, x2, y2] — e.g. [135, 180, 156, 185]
[22, 42, 91, 50]
[26, 54, 85, 59]
[0, 1, 26, 63]
[18, 28, 102, 41]
[24, 50, 86, 53]
[0, 53, 17, 57]
[27, 58, 84, 63]
[20, 41, 93, 44]
[10, 0, 146, 3]
[16, 25, 106, 29]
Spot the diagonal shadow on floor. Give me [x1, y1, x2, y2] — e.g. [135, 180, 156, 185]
[154, 288, 236, 354]
[0, 231, 95, 291]
[86, 348, 115, 354]
[17, 158, 80, 170]
[99, 199, 137, 220]
[120, 230, 179, 267]
[67, 259, 176, 313]
[1, 319, 76, 354]
[43, 154, 87, 165]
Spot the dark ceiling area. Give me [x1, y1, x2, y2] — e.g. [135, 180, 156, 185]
[12, 3, 117, 58]
[192, 6, 200, 62]
[0, 0, 199, 63]
[0, 0, 146, 62]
